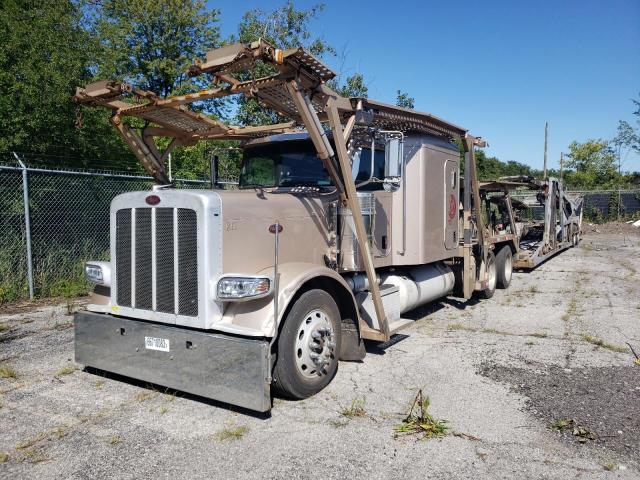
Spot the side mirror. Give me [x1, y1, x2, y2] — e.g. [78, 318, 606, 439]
[384, 136, 403, 178]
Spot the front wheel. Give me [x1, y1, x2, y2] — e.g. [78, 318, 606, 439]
[272, 289, 341, 399]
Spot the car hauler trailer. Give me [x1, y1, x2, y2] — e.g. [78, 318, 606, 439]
[508, 177, 583, 269]
[74, 41, 499, 412]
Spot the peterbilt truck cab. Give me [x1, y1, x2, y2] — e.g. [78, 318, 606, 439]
[74, 40, 494, 412]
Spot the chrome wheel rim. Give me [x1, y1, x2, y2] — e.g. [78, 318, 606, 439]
[294, 309, 336, 379]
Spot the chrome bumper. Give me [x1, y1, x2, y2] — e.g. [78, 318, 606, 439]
[74, 311, 271, 412]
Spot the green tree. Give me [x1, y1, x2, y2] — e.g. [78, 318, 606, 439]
[94, 0, 221, 100]
[234, 1, 335, 125]
[612, 93, 640, 172]
[564, 139, 619, 189]
[0, 0, 127, 162]
[332, 73, 368, 98]
[395, 90, 414, 109]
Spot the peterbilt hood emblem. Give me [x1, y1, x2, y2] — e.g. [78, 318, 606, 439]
[145, 195, 161, 205]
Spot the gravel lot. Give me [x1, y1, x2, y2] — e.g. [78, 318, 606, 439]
[1, 231, 639, 479]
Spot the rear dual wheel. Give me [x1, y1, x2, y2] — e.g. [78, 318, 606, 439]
[272, 289, 341, 399]
[479, 251, 497, 299]
[495, 246, 513, 289]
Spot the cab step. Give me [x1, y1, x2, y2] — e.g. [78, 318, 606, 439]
[359, 318, 414, 341]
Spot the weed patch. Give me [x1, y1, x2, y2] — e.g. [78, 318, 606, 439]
[216, 424, 248, 441]
[394, 390, 448, 439]
[56, 365, 76, 376]
[580, 333, 627, 353]
[135, 391, 154, 402]
[340, 398, 366, 418]
[0, 364, 18, 379]
[551, 418, 597, 443]
[17, 447, 49, 463]
[447, 323, 476, 332]
[16, 432, 46, 450]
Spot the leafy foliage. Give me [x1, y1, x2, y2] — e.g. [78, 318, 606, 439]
[0, 0, 128, 162]
[330, 73, 368, 98]
[564, 139, 619, 189]
[94, 0, 221, 100]
[395, 90, 415, 109]
[234, 1, 334, 126]
[394, 390, 448, 439]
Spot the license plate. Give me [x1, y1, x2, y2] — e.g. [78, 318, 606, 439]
[144, 336, 170, 352]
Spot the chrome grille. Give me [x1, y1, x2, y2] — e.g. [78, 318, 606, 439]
[177, 209, 198, 316]
[155, 208, 175, 313]
[115, 207, 198, 316]
[115, 209, 132, 307]
[135, 209, 153, 310]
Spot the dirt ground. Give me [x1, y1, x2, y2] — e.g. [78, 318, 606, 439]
[1, 230, 639, 479]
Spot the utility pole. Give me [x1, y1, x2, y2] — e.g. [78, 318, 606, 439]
[543, 122, 548, 179]
[559, 152, 563, 182]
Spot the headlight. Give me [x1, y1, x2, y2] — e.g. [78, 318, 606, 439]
[85, 264, 104, 284]
[84, 261, 111, 286]
[216, 276, 271, 301]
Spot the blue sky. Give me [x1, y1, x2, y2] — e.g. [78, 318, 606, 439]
[211, 0, 640, 172]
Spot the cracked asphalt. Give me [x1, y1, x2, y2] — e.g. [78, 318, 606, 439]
[1, 231, 639, 479]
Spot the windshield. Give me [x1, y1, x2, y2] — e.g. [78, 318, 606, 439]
[239, 141, 332, 188]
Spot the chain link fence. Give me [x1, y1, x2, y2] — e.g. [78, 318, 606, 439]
[0, 153, 215, 303]
[1, 152, 639, 304]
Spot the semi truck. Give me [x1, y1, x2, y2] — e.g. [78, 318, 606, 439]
[72, 41, 571, 412]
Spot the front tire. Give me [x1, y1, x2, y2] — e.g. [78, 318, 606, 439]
[272, 289, 341, 399]
[495, 246, 513, 289]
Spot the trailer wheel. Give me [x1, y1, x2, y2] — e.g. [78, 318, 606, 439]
[495, 246, 513, 289]
[272, 289, 341, 399]
[479, 251, 497, 299]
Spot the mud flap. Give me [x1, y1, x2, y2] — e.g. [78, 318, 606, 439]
[74, 311, 271, 412]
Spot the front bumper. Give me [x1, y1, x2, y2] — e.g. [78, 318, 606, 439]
[74, 311, 271, 412]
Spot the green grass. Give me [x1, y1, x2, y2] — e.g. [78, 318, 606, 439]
[215, 425, 248, 441]
[0, 364, 18, 379]
[16, 432, 46, 450]
[56, 365, 76, 376]
[580, 333, 628, 353]
[561, 298, 578, 321]
[340, 398, 367, 418]
[0, 452, 8, 463]
[447, 323, 476, 332]
[0, 232, 107, 304]
[135, 391, 155, 402]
